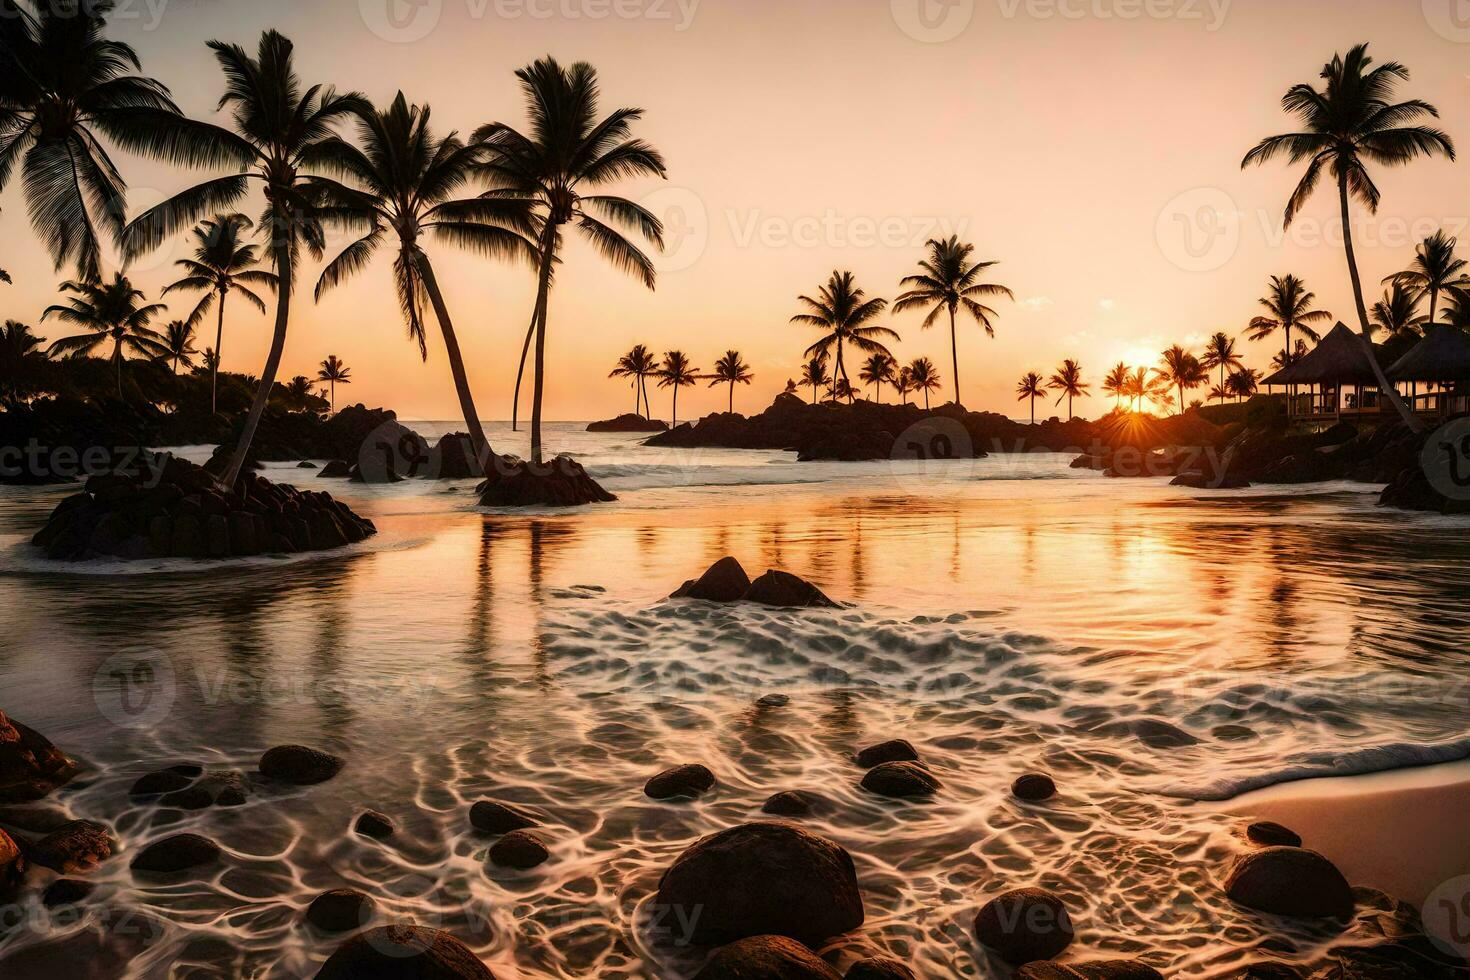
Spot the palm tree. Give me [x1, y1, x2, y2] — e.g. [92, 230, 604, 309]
[1242, 43, 1453, 432]
[1159, 346, 1208, 415]
[1200, 332, 1244, 400]
[657, 350, 699, 428]
[1387, 230, 1470, 327]
[1272, 340, 1310, 372]
[800, 356, 831, 405]
[1016, 371, 1045, 424]
[1444, 287, 1470, 331]
[162, 214, 276, 413]
[893, 365, 914, 404]
[1124, 366, 1170, 413]
[708, 350, 753, 414]
[201, 347, 220, 375]
[475, 57, 667, 467]
[610, 344, 658, 418]
[282, 375, 315, 413]
[1228, 367, 1262, 402]
[783, 378, 798, 396]
[316, 354, 351, 412]
[858, 352, 896, 404]
[311, 94, 536, 468]
[1102, 362, 1130, 411]
[160, 320, 198, 374]
[907, 357, 941, 411]
[1246, 274, 1331, 365]
[1370, 282, 1424, 337]
[1048, 359, 1089, 420]
[0, 320, 44, 403]
[121, 30, 369, 489]
[0, 1, 242, 282]
[893, 236, 1013, 406]
[793, 271, 898, 404]
[829, 377, 855, 404]
[42, 274, 168, 397]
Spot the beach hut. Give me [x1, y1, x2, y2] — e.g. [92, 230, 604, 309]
[1262, 322, 1393, 424]
[1387, 325, 1470, 418]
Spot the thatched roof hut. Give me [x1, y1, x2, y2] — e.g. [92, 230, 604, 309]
[1262, 323, 1384, 387]
[1387, 325, 1470, 382]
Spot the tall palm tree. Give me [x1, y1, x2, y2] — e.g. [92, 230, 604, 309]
[1245, 274, 1331, 364]
[610, 344, 657, 418]
[657, 350, 699, 428]
[1016, 371, 1045, 424]
[1243, 43, 1453, 432]
[708, 350, 753, 414]
[1102, 361, 1130, 411]
[122, 30, 369, 488]
[793, 271, 898, 404]
[858, 352, 896, 404]
[1201, 332, 1245, 399]
[1387, 230, 1470, 327]
[316, 354, 351, 412]
[160, 320, 198, 374]
[1228, 367, 1262, 403]
[1159, 346, 1208, 415]
[282, 375, 315, 413]
[1126, 366, 1171, 413]
[0, 320, 44, 402]
[0, 0, 241, 282]
[893, 365, 914, 404]
[907, 357, 941, 411]
[1048, 359, 1089, 420]
[1272, 341, 1310, 372]
[475, 57, 667, 466]
[800, 356, 830, 405]
[1370, 282, 1424, 337]
[42, 273, 167, 397]
[893, 236, 1012, 406]
[162, 214, 276, 413]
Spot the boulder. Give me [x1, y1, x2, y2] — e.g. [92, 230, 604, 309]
[974, 887, 1075, 965]
[159, 770, 249, 809]
[0, 828, 21, 890]
[1225, 847, 1354, 919]
[354, 810, 396, 840]
[1014, 962, 1164, 980]
[129, 833, 222, 875]
[1171, 471, 1251, 490]
[306, 888, 377, 932]
[756, 694, 790, 708]
[742, 571, 839, 609]
[671, 557, 752, 602]
[430, 433, 486, 479]
[318, 459, 351, 479]
[469, 800, 539, 835]
[655, 822, 863, 947]
[854, 740, 919, 769]
[860, 762, 940, 799]
[845, 956, 916, 979]
[0, 710, 78, 802]
[314, 925, 497, 979]
[259, 745, 344, 785]
[1012, 773, 1057, 802]
[477, 456, 615, 508]
[587, 414, 668, 433]
[693, 935, 841, 979]
[29, 820, 113, 873]
[487, 830, 549, 870]
[129, 764, 203, 796]
[40, 877, 96, 908]
[645, 764, 717, 801]
[1246, 822, 1301, 848]
[762, 791, 820, 817]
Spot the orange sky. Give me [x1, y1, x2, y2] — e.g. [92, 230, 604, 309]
[5, 0, 1470, 420]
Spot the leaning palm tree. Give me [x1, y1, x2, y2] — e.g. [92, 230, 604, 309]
[122, 30, 369, 489]
[893, 237, 1012, 406]
[793, 271, 898, 403]
[1242, 43, 1453, 432]
[1159, 346, 1208, 416]
[1201, 332, 1245, 399]
[610, 344, 657, 418]
[160, 320, 198, 374]
[1048, 359, 1090, 420]
[43, 274, 168, 398]
[800, 356, 830, 405]
[1016, 371, 1045, 424]
[1102, 362, 1130, 411]
[475, 57, 667, 466]
[907, 357, 941, 411]
[0, 320, 44, 402]
[1370, 282, 1424, 337]
[1387, 230, 1470, 327]
[657, 350, 699, 428]
[316, 354, 351, 412]
[708, 350, 753, 414]
[162, 214, 276, 413]
[858, 352, 896, 404]
[1245, 274, 1331, 364]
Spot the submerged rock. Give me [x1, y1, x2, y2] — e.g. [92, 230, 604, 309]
[742, 570, 839, 609]
[477, 456, 615, 508]
[159, 770, 249, 810]
[693, 935, 842, 979]
[846, 956, 916, 979]
[671, 556, 752, 602]
[487, 830, 549, 870]
[129, 764, 202, 797]
[0, 710, 78, 803]
[0, 828, 21, 890]
[645, 764, 717, 801]
[129, 833, 222, 875]
[974, 887, 1076, 965]
[655, 822, 863, 947]
[306, 888, 377, 932]
[258, 745, 344, 785]
[317, 459, 351, 479]
[587, 414, 668, 433]
[1012, 773, 1057, 802]
[1225, 847, 1354, 919]
[469, 800, 539, 835]
[354, 810, 396, 840]
[1014, 961, 1164, 979]
[854, 739, 919, 769]
[860, 761, 940, 799]
[314, 925, 497, 979]
[40, 877, 96, 908]
[762, 790, 822, 817]
[1246, 822, 1302, 848]
[29, 820, 113, 873]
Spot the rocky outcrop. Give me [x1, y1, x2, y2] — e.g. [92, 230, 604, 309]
[0, 710, 77, 803]
[306, 888, 377, 932]
[477, 456, 616, 508]
[845, 957, 916, 979]
[314, 925, 497, 979]
[258, 745, 344, 785]
[671, 557, 753, 602]
[645, 764, 717, 801]
[1014, 961, 1164, 979]
[28, 820, 113, 873]
[743, 570, 840, 609]
[693, 936, 842, 979]
[1225, 847, 1354, 919]
[587, 414, 668, 433]
[974, 887, 1075, 965]
[0, 828, 21, 891]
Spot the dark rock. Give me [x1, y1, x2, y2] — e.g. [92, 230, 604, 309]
[974, 887, 1075, 965]
[854, 739, 918, 769]
[860, 761, 939, 799]
[477, 456, 615, 508]
[0, 828, 21, 889]
[762, 791, 821, 817]
[742, 570, 839, 609]
[129, 764, 203, 796]
[297, 460, 318, 469]
[129, 833, 222, 874]
[314, 925, 497, 979]
[1246, 822, 1302, 848]
[1012, 773, 1057, 802]
[40, 877, 96, 908]
[756, 694, 790, 708]
[318, 459, 351, 479]
[655, 822, 863, 947]
[159, 770, 249, 809]
[693, 935, 842, 979]
[1212, 725, 1257, 742]
[430, 433, 486, 479]
[1015, 961, 1164, 979]
[306, 888, 377, 932]
[469, 800, 539, 835]
[0, 710, 78, 803]
[845, 956, 916, 979]
[29, 820, 113, 873]
[587, 414, 668, 433]
[354, 810, 395, 840]
[1171, 471, 1251, 490]
[1225, 847, 1354, 919]
[487, 830, 549, 870]
[671, 556, 752, 602]
[645, 764, 717, 801]
[259, 745, 344, 785]
[1125, 719, 1201, 749]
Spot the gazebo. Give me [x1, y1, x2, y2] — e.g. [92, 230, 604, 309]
[1262, 322, 1391, 423]
[1387, 325, 1470, 419]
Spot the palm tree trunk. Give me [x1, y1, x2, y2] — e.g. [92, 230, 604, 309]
[672, 386, 679, 428]
[1337, 171, 1422, 433]
[212, 288, 226, 414]
[728, 382, 733, 414]
[223, 228, 292, 489]
[1030, 397, 1035, 425]
[640, 375, 650, 419]
[510, 311, 536, 432]
[924, 389, 931, 412]
[948, 306, 960, 407]
[330, 379, 335, 413]
[114, 340, 123, 400]
[528, 230, 557, 466]
[1430, 287, 1439, 328]
[417, 252, 494, 470]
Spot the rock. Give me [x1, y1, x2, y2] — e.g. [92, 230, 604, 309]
[306, 888, 377, 932]
[430, 433, 487, 479]
[159, 770, 249, 809]
[742, 570, 839, 609]
[645, 764, 717, 801]
[129, 833, 222, 875]
[693, 935, 842, 979]
[40, 877, 96, 908]
[1014, 961, 1164, 980]
[1225, 847, 1354, 919]
[756, 694, 790, 708]
[354, 810, 395, 840]
[671, 556, 752, 602]
[469, 800, 539, 835]
[29, 820, 113, 873]
[655, 822, 863, 947]
[318, 459, 351, 478]
[0, 710, 78, 802]
[297, 461, 318, 469]
[477, 456, 616, 508]
[1012, 773, 1057, 802]
[0, 828, 21, 889]
[1171, 471, 1251, 490]
[762, 791, 820, 817]
[587, 414, 668, 433]
[315, 925, 497, 979]
[974, 888, 1075, 965]
[1246, 821, 1302, 848]
[129, 764, 203, 796]
[846, 956, 916, 979]
[1212, 725, 1257, 742]
[258, 745, 344, 785]
[487, 830, 549, 870]
[854, 739, 919, 769]
[860, 761, 940, 799]
[1128, 719, 1200, 749]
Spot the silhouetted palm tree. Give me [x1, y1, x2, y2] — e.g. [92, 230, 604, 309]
[708, 350, 753, 413]
[1048, 359, 1089, 420]
[201, 347, 220, 375]
[894, 236, 1012, 406]
[793, 271, 898, 403]
[316, 354, 351, 412]
[476, 56, 667, 465]
[1370, 282, 1424, 337]
[858, 352, 896, 403]
[1445, 287, 1470, 331]
[657, 350, 698, 427]
[1201, 332, 1244, 399]
[1227, 367, 1262, 402]
[907, 357, 940, 411]
[122, 30, 368, 488]
[1126, 366, 1171, 413]
[1016, 371, 1045, 424]
[1246, 274, 1331, 364]
[895, 365, 915, 406]
[1387, 230, 1469, 327]
[163, 214, 276, 413]
[1272, 340, 1310, 372]
[829, 377, 855, 404]
[783, 378, 798, 396]
[160, 320, 198, 374]
[282, 375, 315, 412]
[1102, 362, 1130, 411]
[43, 274, 167, 397]
[610, 344, 658, 418]
[0, 320, 44, 402]
[1243, 43, 1453, 432]
[800, 356, 830, 405]
[1159, 346, 1208, 415]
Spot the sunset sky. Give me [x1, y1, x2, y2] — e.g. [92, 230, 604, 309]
[5, 0, 1470, 421]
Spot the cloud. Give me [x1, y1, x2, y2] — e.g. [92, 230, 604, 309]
[1019, 296, 1055, 311]
[1099, 299, 1117, 311]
